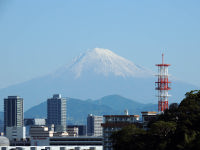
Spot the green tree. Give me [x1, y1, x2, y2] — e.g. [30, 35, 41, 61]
[172, 90, 200, 149]
[150, 121, 176, 137]
[158, 103, 179, 122]
[111, 125, 146, 150]
[111, 90, 200, 150]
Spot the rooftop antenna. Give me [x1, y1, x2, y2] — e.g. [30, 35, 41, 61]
[162, 53, 164, 64]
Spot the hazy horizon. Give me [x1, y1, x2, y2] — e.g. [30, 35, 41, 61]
[0, 1, 200, 88]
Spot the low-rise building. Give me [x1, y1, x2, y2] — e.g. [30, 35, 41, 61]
[0, 146, 102, 150]
[53, 131, 68, 137]
[29, 126, 53, 146]
[24, 118, 46, 136]
[6, 126, 26, 141]
[67, 125, 86, 136]
[101, 114, 139, 150]
[49, 136, 102, 146]
[141, 111, 158, 129]
[67, 126, 78, 136]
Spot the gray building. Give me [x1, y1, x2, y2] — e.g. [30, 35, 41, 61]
[47, 94, 66, 132]
[24, 118, 46, 136]
[4, 96, 24, 132]
[87, 114, 103, 136]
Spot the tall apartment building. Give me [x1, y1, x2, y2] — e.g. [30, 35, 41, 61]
[4, 96, 23, 129]
[47, 94, 66, 132]
[101, 113, 139, 150]
[87, 114, 103, 136]
[4, 96, 26, 140]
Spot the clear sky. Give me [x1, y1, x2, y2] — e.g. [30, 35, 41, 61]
[0, 0, 200, 88]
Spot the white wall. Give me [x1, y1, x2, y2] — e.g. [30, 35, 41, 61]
[6, 127, 26, 141]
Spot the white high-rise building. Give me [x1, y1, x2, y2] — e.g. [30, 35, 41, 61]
[87, 114, 103, 136]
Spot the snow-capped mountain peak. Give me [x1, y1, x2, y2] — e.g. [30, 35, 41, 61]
[56, 48, 153, 78]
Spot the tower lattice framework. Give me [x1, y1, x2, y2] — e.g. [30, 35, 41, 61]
[155, 54, 171, 112]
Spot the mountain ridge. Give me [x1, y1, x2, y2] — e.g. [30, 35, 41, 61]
[0, 95, 157, 129]
[0, 48, 197, 110]
[23, 94, 157, 125]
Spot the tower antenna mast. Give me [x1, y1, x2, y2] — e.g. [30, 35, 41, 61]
[155, 54, 171, 112]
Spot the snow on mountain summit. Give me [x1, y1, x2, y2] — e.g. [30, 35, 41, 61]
[56, 48, 153, 78]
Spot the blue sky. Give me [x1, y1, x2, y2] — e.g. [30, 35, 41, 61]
[0, 0, 200, 88]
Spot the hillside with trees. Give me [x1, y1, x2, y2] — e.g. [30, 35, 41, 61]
[111, 90, 200, 150]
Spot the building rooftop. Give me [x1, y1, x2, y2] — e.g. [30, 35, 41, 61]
[141, 111, 157, 114]
[7, 96, 21, 99]
[103, 115, 139, 117]
[53, 94, 61, 99]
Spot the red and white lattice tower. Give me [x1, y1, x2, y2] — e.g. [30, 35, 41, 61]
[155, 54, 171, 112]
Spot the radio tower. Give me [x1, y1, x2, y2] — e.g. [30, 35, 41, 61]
[155, 54, 171, 112]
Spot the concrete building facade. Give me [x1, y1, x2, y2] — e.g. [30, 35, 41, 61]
[29, 126, 53, 146]
[47, 94, 67, 132]
[49, 136, 102, 146]
[67, 127, 78, 136]
[87, 114, 103, 136]
[101, 114, 139, 150]
[6, 126, 26, 141]
[24, 118, 46, 136]
[4, 96, 24, 132]
[4, 96, 26, 141]
[67, 125, 86, 136]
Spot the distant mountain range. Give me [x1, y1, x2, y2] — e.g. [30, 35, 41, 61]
[0, 95, 157, 127]
[24, 94, 157, 124]
[0, 48, 198, 111]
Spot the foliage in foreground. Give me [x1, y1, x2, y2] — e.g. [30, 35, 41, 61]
[111, 90, 200, 150]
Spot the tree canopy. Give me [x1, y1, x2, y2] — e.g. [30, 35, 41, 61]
[111, 90, 200, 150]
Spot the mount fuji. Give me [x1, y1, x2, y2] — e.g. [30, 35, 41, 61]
[53, 48, 153, 78]
[0, 48, 197, 110]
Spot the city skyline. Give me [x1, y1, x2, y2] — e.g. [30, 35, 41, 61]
[0, 1, 200, 149]
[0, 0, 200, 89]
[0, 48, 196, 111]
